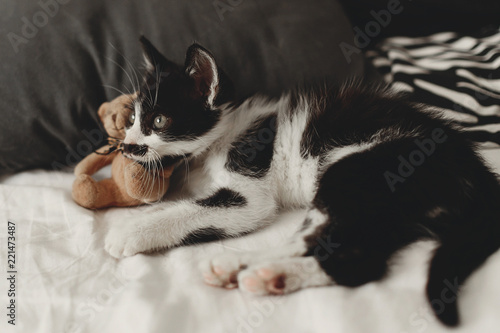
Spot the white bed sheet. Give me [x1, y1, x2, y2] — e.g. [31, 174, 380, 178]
[2, 149, 500, 333]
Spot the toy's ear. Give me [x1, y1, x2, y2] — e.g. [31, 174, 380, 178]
[97, 101, 110, 123]
[97, 101, 115, 135]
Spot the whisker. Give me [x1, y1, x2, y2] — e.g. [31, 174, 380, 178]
[146, 154, 154, 201]
[105, 56, 136, 95]
[151, 150, 161, 199]
[150, 152, 158, 202]
[181, 153, 191, 191]
[137, 158, 149, 199]
[154, 69, 160, 108]
[150, 153, 158, 201]
[151, 149, 165, 203]
[107, 42, 141, 93]
[139, 72, 155, 108]
[102, 85, 132, 97]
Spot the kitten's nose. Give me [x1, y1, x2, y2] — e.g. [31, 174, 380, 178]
[123, 143, 148, 157]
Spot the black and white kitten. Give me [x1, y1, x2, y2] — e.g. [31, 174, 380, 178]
[104, 37, 500, 326]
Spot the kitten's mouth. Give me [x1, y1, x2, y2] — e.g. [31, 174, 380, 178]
[123, 152, 148, 162]
[123, 143, 148, 156]
[122, 150, 184, 167]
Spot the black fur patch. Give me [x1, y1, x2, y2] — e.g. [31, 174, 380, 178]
[181, 227, 228, 245]
[302, 108, 500, 326]
[225, 115, 277, 178]
[196, 188, 247, 208]
[138, 83, 222, 141]
[300, 86, 437, 158]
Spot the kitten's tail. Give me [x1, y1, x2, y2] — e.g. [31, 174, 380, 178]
[426, 211, 500, 326]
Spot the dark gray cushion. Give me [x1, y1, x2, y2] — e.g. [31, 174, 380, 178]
[339, 0, 500, 47]
[0, 0, 363, 174]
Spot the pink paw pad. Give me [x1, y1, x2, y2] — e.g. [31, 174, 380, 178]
[267, 275, 286, 294]
[203, 273, 216, 283]
[257, 268, 274, 279]
[213, 266, 226, 275]
[242, 276, 260, 292]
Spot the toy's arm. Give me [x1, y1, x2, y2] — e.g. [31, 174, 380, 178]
[74, 146, 118, 176]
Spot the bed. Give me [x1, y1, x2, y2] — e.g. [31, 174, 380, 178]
[1, 1, 500, 332]
[2, 149, 500, 333]
[1, 152, 500, 333]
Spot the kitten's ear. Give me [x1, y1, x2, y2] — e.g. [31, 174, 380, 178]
[184, 44, 219, 107]
[139, 36, 177, 75]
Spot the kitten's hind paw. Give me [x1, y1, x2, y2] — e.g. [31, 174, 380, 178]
[237, 257, 334, 296]
[238, 265, 288, 295]
[200, 253, 249, 289]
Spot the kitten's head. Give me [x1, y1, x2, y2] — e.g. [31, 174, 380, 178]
[122, 36, 233, 164]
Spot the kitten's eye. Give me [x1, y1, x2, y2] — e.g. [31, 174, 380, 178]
[153, 115, 169, 129]
[128, 112, 135, 125]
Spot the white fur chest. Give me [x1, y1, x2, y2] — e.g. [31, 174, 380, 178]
[270, 108, 319, 208]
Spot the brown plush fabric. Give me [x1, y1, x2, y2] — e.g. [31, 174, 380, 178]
[72, 94, 174, 209]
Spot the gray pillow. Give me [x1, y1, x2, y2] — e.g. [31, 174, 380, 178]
[0, 0, 363, 174]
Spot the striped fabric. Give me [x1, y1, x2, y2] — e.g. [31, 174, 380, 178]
[367, 27, 500, 147]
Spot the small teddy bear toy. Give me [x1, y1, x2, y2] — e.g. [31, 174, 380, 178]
[72, 94, 174, 209]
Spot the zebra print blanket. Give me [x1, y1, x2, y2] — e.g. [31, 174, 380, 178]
[367, 27, 500, 147]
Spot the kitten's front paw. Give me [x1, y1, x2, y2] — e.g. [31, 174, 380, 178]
[104, 223, 145, 259]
